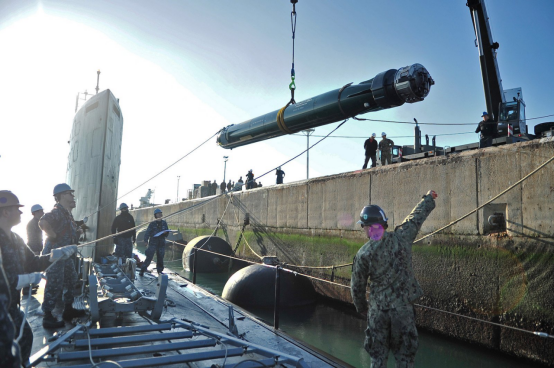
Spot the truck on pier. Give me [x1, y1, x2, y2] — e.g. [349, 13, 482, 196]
[392, 0, 553, 163]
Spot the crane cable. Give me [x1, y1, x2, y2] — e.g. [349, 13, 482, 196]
[276, 0, 298, 135]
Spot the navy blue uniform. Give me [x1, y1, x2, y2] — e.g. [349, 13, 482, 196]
[140, 220, 169, 274]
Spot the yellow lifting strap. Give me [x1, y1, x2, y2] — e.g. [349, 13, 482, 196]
[276, 103, 294, 134]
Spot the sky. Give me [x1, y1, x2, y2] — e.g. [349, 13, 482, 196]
[1, 0, 553, 239]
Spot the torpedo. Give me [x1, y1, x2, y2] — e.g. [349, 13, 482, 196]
[217, 63, 434, 149]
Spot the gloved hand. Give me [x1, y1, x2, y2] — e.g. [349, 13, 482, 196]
[49, 245, 78, 262]
[16, 273, 42, 289]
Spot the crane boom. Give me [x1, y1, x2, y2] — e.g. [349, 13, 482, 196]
[467, 0, 505, 121]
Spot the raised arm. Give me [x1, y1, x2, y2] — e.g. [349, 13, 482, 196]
[395, 191, 437, 243]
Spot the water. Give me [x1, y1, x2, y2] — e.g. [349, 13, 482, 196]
[153, 253, 542, 367]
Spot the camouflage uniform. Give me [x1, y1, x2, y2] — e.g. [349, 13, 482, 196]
[0, 228, 51, 363]
[140, 219, 169, 274]
[351, 194, 435, 368]
[26, 217, 43, 255]
[41, 203, 79, 314]
[378, 137, 395, 166]
[0, 248, 21, 368]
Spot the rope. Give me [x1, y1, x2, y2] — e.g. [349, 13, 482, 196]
[413, 304, 554, 339]
[231, 201, 263, 260]
[276, 104, 294, 134]
[82, 129, 221, 220]
[182, 247, 554, 339]
[195, 194, 233, 252]
[414, 150, 554, 244]
[274, 0, 299, 134]
[287, 262, 353, 270]
[292, 131, 475, 139]
[352, 112, 554, 125]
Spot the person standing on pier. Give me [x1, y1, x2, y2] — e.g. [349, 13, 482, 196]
[245, 170, 255, 190]
[0, 190, 77, 361]
[378, 132, 394, 166]
[276, 167, 285, 184]
[111, 203, 136, 259]
[220, 180, 226, 194]
[475, 111, 496, 148]
[351, 190, 437, 368]
[139, 208, 169, 276]
[227, 180, 233, 192]
[363, 133, 378, 169]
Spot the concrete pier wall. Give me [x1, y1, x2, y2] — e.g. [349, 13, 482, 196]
[131, 138, 554, 365]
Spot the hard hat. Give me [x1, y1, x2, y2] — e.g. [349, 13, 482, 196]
[482, 111, 488, 117]
[119, 203, 128, 210]
[371, 133, 376, 138]
[154, 209, 162, 215]
[0, 191, 24, 208]
[381, 132, 386, 136]
[357, 205, 388, 228]
[53, 183, 74, 196]
[31, 204, 43, 213]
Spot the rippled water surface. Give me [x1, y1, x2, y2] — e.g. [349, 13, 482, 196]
[142, 248, 542, 368]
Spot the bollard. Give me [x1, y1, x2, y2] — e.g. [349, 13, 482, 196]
[192, 249, 198, 284]
[274, 266, 281, 330]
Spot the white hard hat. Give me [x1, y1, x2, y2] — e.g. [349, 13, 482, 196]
[381, 132, 387, 136]
[371, 133, 376, 137]
[31, 204, 43, 213]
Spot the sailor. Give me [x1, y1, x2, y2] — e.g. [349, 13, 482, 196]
[351, 190, 437, 368]
[111, 203, 136, 259]
[27, 204, 44, 255]
[475, 111, 496, 148]
[139, 208, 169, 276]
[276, 167, 285, 184]
[211, 180, 218, 196]
[39, 183, 86, 329]
[235, 177, 244, 191]
[0, 247, 21, 368]
[0, 190, 77, 361]
[246, 170, 255, 190]
[378, 132, 394, 166]
[363, 133, 378, 169]
[24, 204, 44, 296]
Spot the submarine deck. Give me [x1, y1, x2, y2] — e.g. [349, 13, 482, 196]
[26, 270, 349, 367]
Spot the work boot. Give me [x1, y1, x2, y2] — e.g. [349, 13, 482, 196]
[62, 304, 86, 320]
[43, 312, 64, 329]
[139, 270, 144, 277]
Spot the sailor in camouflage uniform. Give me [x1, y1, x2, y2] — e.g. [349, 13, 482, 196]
[139, 208, 169, 276]
[39, 184, 85, 329]
[0, 190, 77, 363]
[351, 190, 437, 368]
[0, 235, 21, 368]
[0, 258, 21, 368]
